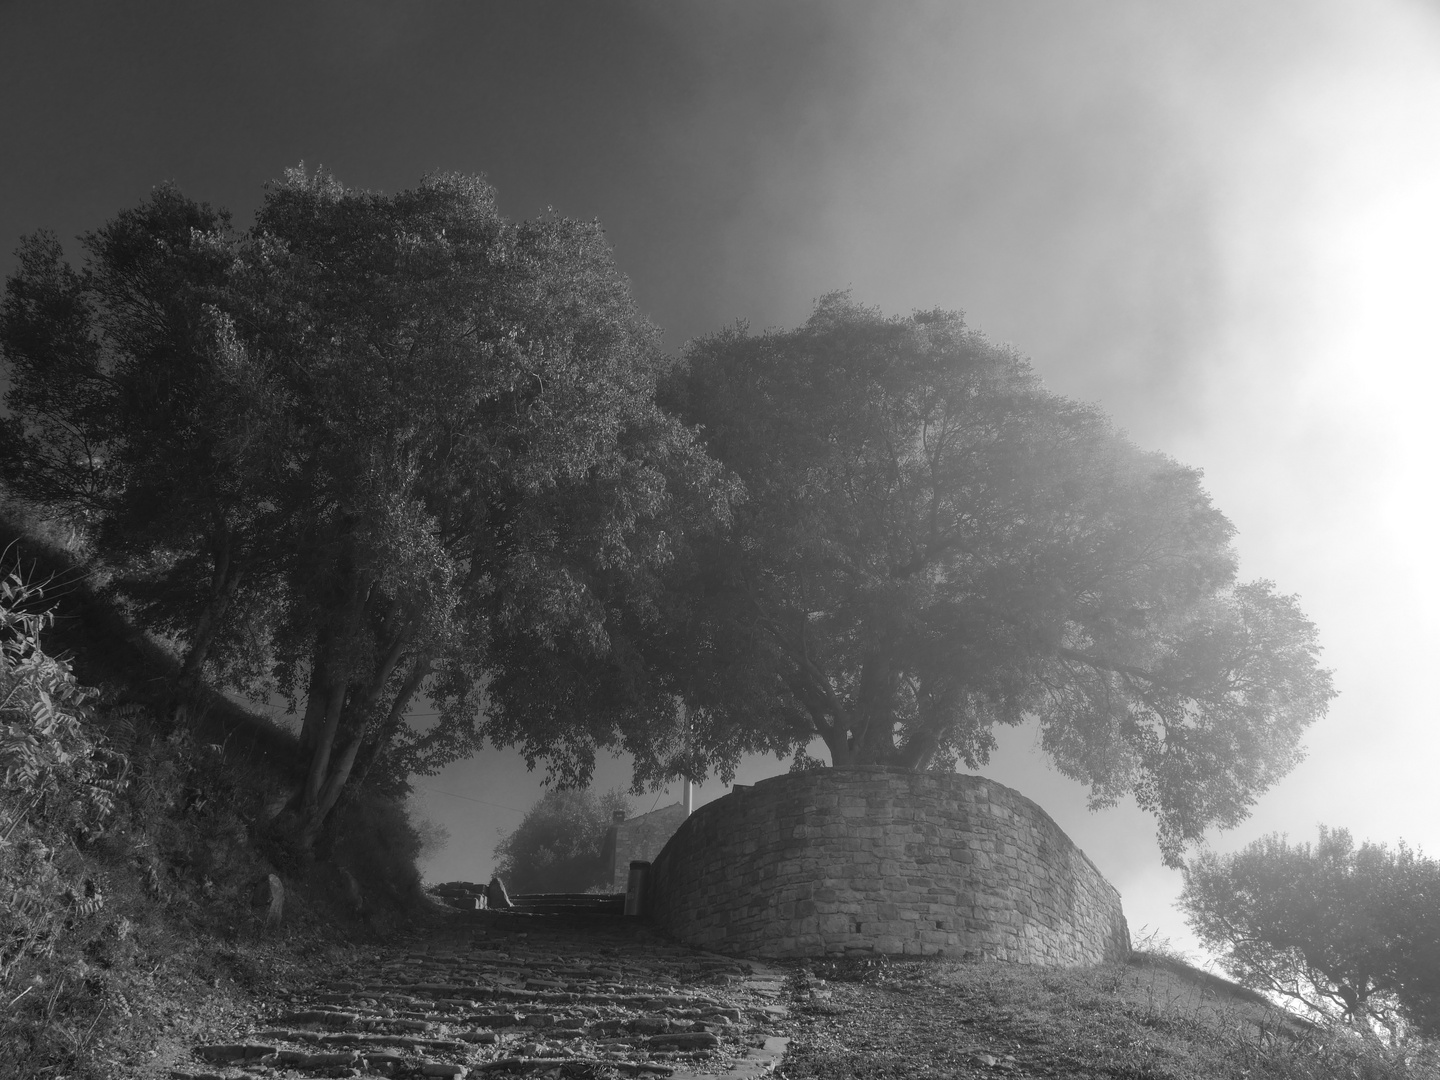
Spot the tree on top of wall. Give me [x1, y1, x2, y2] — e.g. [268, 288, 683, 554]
[654, 295, 1334, 865]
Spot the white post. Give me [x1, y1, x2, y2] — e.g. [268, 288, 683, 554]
[680, 699, 694, 817]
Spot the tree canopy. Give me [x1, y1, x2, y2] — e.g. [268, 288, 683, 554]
[660, 296, 1335, 863]
[1180, 827, 1440, 1036]
[0, 169, 727, 848]
[1, 181, 1335, 867]
[0, 188, 269, 685]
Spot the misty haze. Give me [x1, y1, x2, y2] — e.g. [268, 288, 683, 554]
[2, 3, 1438, 1078]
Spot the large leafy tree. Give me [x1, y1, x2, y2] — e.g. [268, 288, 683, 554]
[245, 168, 729, 845]
[1180, 827, 1440, 1035]
[661, 296, 1335, 863]
[0, 170, 729, 849]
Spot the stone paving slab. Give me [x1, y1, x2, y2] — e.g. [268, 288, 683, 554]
[177, 910, 791, 1080]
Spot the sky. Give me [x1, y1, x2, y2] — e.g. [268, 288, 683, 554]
[3, 1, 1439, 963]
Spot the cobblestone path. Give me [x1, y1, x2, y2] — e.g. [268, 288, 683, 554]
[175, 910, 791, 1080]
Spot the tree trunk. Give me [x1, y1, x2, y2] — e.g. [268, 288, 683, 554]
[177, 522, 244, 688]
[796, 641, 909, 769]
[297, 575, 371, 814]
[847, 650, 902, 764]
[895, 721, 945, 770]
[823, 726, 855, 768]
[300, 680, 348, 815]
[349, 656, 432, 792]
[293, 621, 418, 849]
[823, 723, 902, 768]
[297, 636, 332, 752]
[314, 677, 420, 821]
[311, 644, 421, 821]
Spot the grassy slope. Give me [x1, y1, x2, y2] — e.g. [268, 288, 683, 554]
[779, 951, 1438, 1080]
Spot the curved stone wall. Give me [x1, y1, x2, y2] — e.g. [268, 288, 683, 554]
[643, 767, 1129, 964]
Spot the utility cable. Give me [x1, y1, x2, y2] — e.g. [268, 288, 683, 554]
[414, 786, 526, 814]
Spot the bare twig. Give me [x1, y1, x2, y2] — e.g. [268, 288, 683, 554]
[1, 793, 44, 842]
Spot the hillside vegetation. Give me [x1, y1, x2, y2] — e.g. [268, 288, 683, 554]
[0, 505, 438, 1078]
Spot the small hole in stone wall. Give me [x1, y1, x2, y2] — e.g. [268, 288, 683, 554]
[936, 921, 945, 930]
[855, 923, 862, 934]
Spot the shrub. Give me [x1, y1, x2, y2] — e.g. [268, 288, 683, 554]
[327, 791, 432, 915]
[0, 568, 126, 985]
[494, 788, 632, 893]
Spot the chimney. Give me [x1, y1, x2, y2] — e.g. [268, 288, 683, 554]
[683, 779, 693, 817]
[612, 808, 627, 824]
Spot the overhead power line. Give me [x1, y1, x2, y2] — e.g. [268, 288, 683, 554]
[414, 786, 526, 814]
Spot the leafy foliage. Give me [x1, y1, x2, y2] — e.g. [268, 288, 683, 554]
[492, 787, 632, 894]
[0, 569, 125, 983]
[1180, 826, 1440, 1036]
[1, 576, 124, 821]
[0, 191, 270, 687]
[661, 295, 1334, 863]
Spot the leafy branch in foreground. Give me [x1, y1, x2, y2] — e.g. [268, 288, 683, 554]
[0, 568, 126, 839]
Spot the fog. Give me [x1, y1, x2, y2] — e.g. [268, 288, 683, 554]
[3, 0, 1438, 962]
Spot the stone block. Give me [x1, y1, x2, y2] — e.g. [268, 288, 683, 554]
[195, 1044, 277, 1064]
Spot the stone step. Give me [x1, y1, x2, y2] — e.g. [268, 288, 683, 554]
[185, 912, 791, 1080]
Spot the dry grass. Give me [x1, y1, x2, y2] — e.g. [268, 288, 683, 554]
[777, 948, 1440, 1080]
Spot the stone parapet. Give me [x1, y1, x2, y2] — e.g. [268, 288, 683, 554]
[643, 767, 1129, 964]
